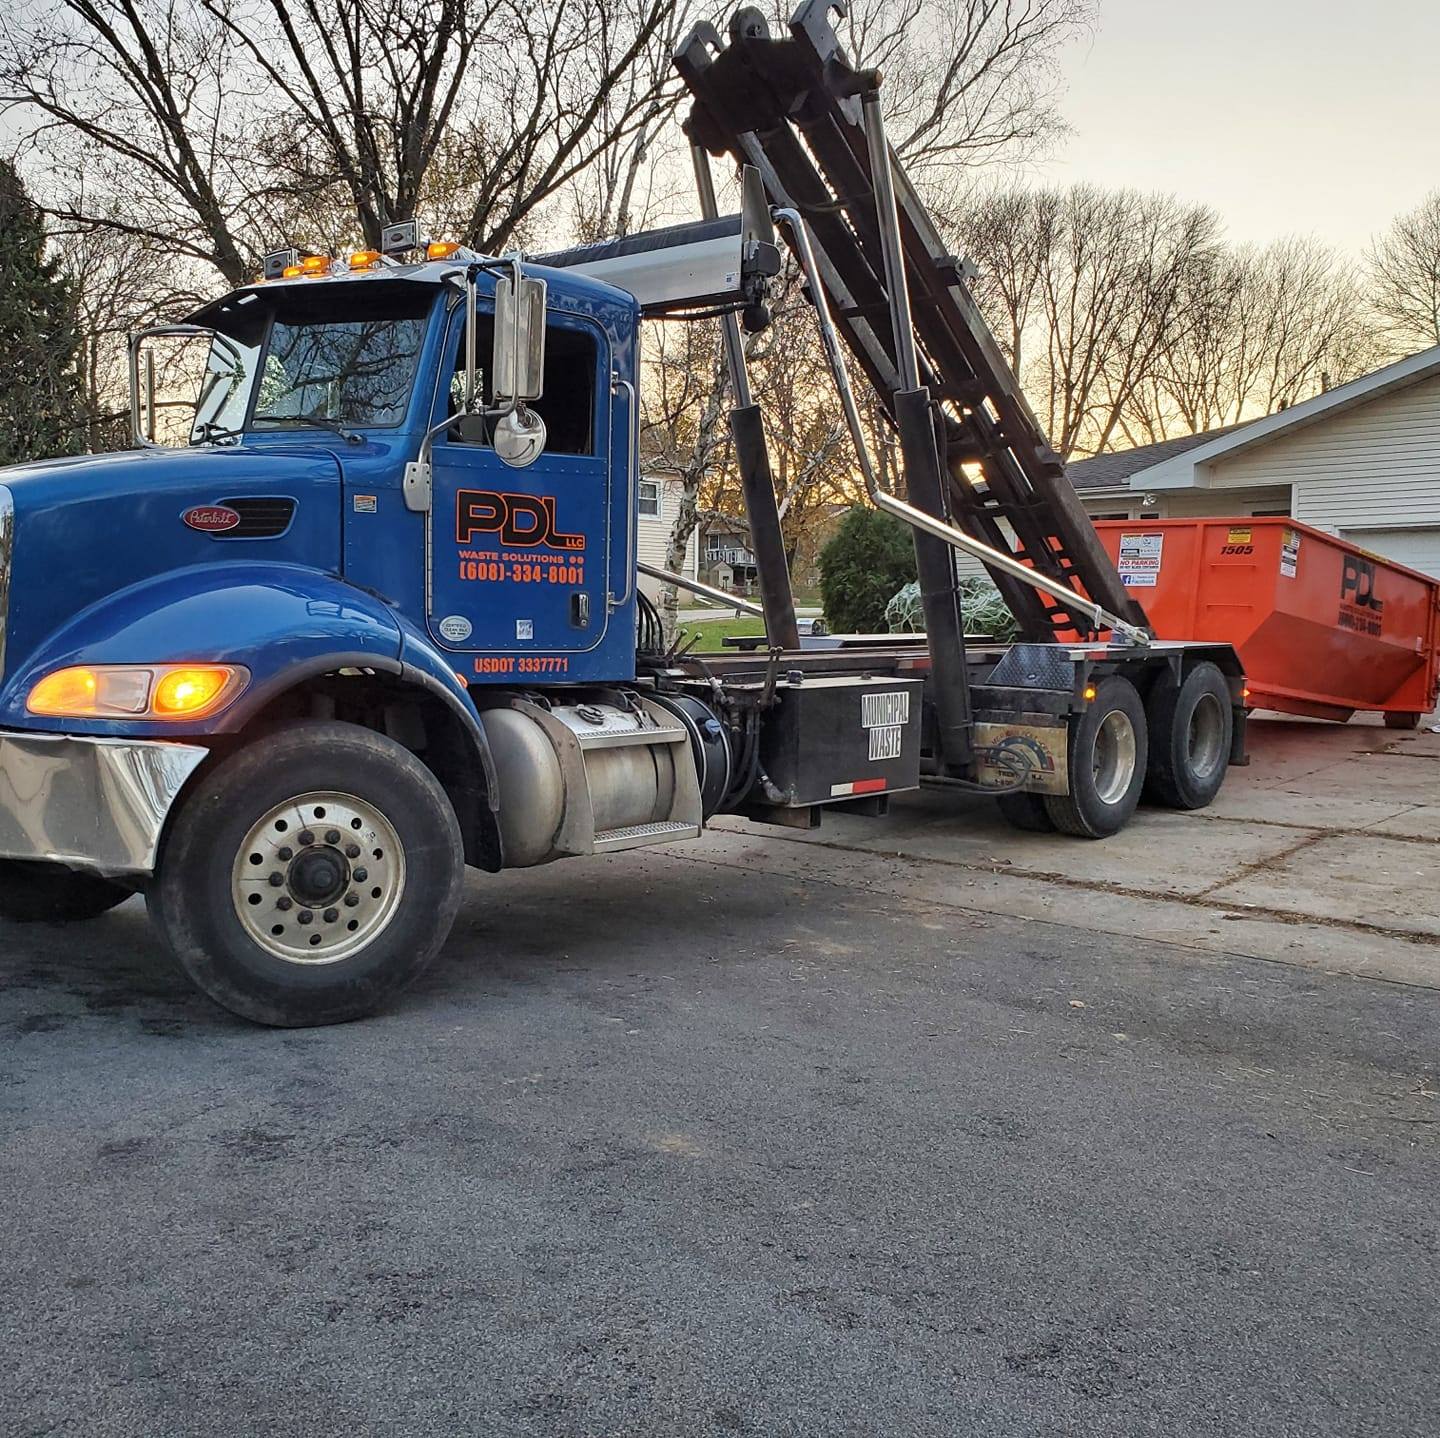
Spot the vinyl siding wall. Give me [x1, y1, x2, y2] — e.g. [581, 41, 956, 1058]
[636, 475, 698, 599]
[1205, 373, 1440, 574]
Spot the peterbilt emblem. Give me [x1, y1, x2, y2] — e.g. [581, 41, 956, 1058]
[183, 505, 242, 534]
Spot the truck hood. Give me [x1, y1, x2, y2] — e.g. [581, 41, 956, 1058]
[0, 445, 343, 689]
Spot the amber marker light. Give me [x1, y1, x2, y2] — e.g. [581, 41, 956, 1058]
[28, 667, 102, 716]
[349, 249, 381, 270]
[1082, 684, 1098, 701]
[427, 240, 460, 260]
[300, 254, 330, 275]
[152, 667, 243, 717]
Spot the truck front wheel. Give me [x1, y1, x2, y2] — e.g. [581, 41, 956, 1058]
[0, 860, 132, 924]
[1044, 677, 1148, 838]
[149, 721, 465, 1027]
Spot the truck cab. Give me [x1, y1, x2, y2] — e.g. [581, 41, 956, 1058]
[0, 246, 712, 1024]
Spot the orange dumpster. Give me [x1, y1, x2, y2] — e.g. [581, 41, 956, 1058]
[1089, 518, 1440, 727]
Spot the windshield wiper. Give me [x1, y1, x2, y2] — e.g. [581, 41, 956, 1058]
[252, 412, 364, 444]
[192, 421, 245, 446]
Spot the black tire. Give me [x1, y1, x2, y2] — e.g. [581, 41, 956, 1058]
[996, 790, 1055, 832]
[149, 720, 465, 1027]
[1044, 677, 1148, 838]
[1145, 662, 1233, 810]
[1384, 711, 1424, 731]
[0, 860, 132, 924]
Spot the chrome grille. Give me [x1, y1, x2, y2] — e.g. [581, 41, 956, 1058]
[0, 486, 12, 683]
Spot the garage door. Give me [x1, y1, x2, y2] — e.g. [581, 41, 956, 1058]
[1340, 528, 1440, 579]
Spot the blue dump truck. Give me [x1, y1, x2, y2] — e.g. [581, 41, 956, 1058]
[0, 3, 1246, 1025]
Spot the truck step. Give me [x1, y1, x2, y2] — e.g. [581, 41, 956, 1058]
[592, 820, 702, 853]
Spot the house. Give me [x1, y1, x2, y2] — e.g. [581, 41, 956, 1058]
[1066, 345, 1440, 577]
[701, 514, 758, 593]
[636, 473, 699, 601]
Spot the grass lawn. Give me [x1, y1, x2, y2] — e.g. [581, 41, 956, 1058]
[674, 615, 768, 650]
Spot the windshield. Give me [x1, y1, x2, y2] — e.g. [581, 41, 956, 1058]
[188, 284, 436, 442]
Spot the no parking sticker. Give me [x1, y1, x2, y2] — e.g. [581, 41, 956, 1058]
[1117, 532, 1164, 588]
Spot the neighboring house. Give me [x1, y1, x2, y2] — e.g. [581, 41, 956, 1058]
[1067, 345, 1440, 578]
[701, 514, 759, 594]
[636, 473, 699, 601]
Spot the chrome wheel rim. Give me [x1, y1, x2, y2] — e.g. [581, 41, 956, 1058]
[231, 792, 406, 965]
[1092, 710, 1138, 806]
[1187, 693, 1226, 779]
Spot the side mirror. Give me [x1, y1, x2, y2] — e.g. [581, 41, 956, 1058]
[493, 270, 547, 402]
[127, 324, 247, 448]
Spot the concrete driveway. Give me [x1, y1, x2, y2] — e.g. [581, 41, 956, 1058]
[2, 715, 1437, 1436]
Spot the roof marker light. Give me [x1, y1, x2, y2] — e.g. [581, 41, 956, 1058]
[427, 241, 460, 260]
[349, 249, 381, 270]
[300, 254, 331, 275]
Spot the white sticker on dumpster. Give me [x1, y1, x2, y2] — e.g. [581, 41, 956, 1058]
[1281, 527, 1301, 579]
[1117, 532, 1164, 588]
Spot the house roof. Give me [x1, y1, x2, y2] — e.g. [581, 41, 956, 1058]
[1066, 425, 1250, 491]
[1071, 343, 1440, 493]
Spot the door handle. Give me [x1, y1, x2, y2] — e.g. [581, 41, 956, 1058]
[571, 592, 591, 629]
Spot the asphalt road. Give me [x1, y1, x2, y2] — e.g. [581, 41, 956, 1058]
[3, 849, 1437, 1437]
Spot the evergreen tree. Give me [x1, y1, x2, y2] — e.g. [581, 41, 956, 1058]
[0, 161, 82, 465]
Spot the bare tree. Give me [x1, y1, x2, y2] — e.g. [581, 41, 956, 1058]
[63, 229, 181, 451]
[842, 0, 1092, 182]
[1367, 190, 1440, 354]
[1, 0, 681, 285]
[967, 185, 1222, 456]
[1119, 238, 1375, 443]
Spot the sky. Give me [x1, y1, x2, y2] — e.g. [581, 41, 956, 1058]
[1038, 0, 1440, 256]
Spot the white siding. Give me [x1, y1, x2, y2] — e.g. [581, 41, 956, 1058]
[1195, 373, 1440, 578]
[1338, 526, 1440, 579]
[1206, 373, 1440, 528]
[636, 475, 698, 599]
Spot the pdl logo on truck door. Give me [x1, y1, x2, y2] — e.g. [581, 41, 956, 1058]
[456, 490, 585, 551]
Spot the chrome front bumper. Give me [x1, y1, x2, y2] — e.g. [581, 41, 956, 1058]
[0, 732, 208, 876]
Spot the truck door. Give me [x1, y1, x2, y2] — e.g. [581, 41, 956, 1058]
[427, 311, 611, 674]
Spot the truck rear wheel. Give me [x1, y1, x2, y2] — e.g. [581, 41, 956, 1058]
[1384, 711, 1424, 730]
[1145, 662, 1232, 810]
[149, 720, 465, 1027]
[0, 860, 132, 924]
[1044, 677, 1147, 838]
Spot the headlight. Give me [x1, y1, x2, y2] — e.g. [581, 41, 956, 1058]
[27, 664, 248, 720]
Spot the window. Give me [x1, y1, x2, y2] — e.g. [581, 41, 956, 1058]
[1252, 507, 1291, 517]
[251, 288, 432, 430]
[1090, 511, 1131, 521]
[446, 314, 599, 456]
[638, 480, 662, 518]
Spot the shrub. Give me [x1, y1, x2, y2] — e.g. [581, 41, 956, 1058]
[819, 507, 916, 634]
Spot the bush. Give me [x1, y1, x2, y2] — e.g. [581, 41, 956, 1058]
[819, 507, 916, 634]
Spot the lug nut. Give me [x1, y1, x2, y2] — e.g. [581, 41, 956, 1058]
[345, 844, 361, 859]
[277, 897, 293, 912]
[344, 893, 360, 908]
[278, 846, 293, 862]
[298, 910, 313, 926]
[299, 830, 315, 846]
[268, 872, 284, 887]
[353, 867, 368, 883]
[323, 908, 339, 924]
[325, 830, 341, 846]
